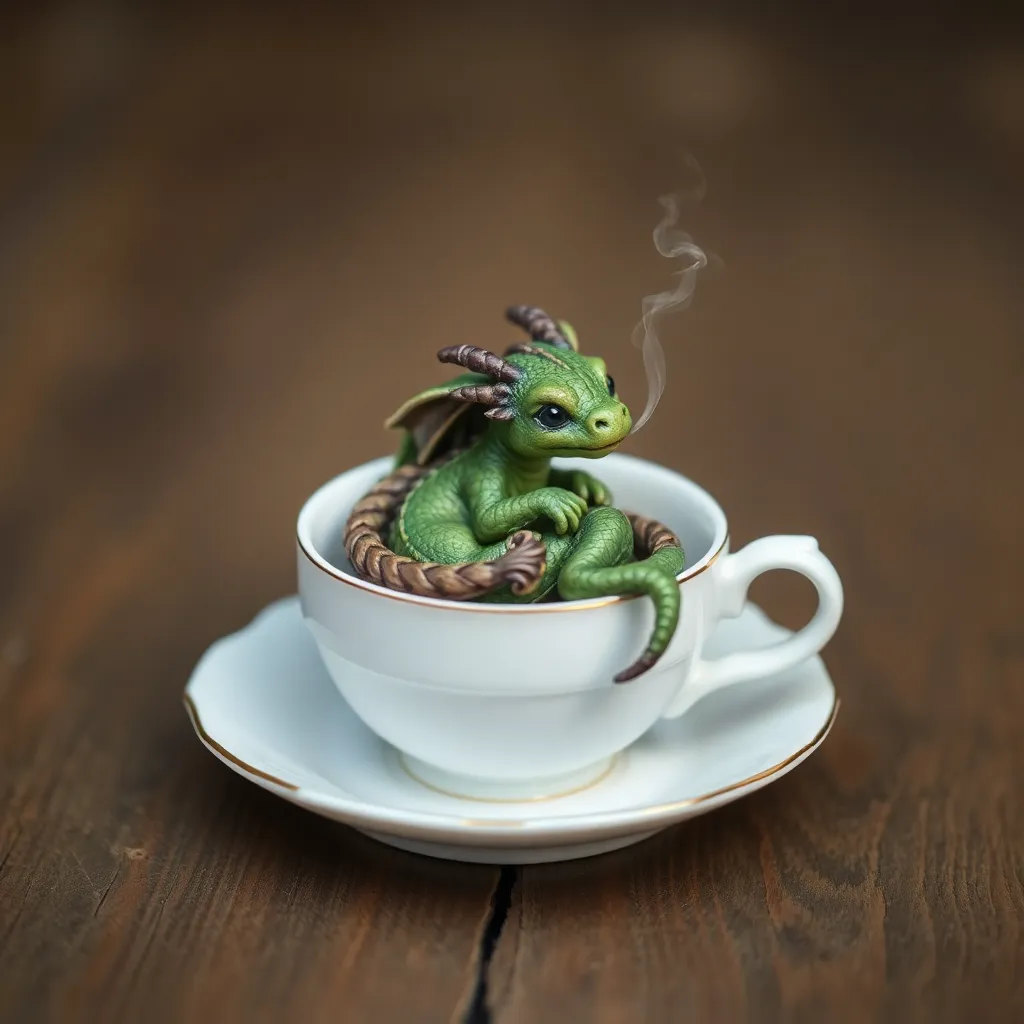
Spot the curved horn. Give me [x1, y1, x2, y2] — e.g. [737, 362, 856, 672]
[447, 383, 512, 406]
[437, 344, 522, 384]
[505, 305, 572, 350]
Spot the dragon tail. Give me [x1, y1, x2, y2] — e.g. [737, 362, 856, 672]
[557, 510, 684, 682]
[343, 462, 546, 600]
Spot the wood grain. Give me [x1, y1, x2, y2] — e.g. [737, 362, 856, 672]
[1, 3, 1022, 1022]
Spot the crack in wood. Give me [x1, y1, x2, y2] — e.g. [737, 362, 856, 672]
[464, 867, 516, 1024]
[93, 862, 121, 919]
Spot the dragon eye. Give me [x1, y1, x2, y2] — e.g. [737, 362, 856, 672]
[606, 375, 615, 396]
[534, 404, 570, 430]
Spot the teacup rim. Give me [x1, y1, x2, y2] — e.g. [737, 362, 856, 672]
[296, 451, 730, 614]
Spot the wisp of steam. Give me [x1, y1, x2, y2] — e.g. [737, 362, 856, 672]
[629, 191, 709, 434]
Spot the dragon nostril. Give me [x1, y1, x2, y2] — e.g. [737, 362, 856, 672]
[594, 418, 609, 431]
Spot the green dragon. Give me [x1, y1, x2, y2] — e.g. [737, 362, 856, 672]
[344, 306, 684, 682]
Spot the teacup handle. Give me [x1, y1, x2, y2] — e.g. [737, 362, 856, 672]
[661, 535, 843, 719]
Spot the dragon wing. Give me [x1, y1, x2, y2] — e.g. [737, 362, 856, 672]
[384, 371, 490, 467]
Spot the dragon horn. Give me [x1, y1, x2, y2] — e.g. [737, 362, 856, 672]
[447, 383, 513, 407]
[437, 345, 522, 384]
[505, 305, 573, 350]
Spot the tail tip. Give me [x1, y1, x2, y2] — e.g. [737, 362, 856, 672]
[613, 650, 661, 683]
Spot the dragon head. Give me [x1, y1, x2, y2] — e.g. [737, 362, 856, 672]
[437, 306, 631, 460]
[386, 306, 631, 465]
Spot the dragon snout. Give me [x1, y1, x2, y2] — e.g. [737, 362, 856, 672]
[586, 404, 631, 444]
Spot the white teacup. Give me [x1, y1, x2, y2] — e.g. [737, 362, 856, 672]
[297, 453, 843, 800]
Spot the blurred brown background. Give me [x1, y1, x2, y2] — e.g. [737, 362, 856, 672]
[1, 2, 1022, 1022]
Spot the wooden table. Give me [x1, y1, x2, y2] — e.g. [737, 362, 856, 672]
[2, 4, 1021, 1022]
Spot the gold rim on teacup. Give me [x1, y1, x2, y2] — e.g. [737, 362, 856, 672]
[295, 454, 730, 614]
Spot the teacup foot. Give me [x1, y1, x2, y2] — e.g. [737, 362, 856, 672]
[398, 753, 617, 803]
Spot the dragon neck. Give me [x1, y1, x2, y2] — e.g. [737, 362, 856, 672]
[478, 429, 550, 491]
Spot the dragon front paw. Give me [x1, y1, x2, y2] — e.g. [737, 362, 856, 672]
[567, 471, 611, 507]
[532, 488, 589, 535]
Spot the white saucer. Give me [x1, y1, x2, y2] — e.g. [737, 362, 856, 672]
[184, 597, 838, 864]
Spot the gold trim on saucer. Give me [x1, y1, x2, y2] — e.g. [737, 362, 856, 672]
[454, 697, 839, 827]
[183, 688, 838, 830]
[399, 753, 619, 804]
[628, 697, 840, 820]
[183, 695, 299, 791]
